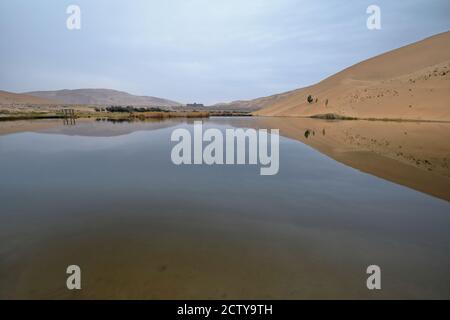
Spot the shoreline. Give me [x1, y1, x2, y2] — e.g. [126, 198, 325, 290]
[2, 109, 450, 123]
[0, 109, 254, 122]
[253, 113, 450, 123]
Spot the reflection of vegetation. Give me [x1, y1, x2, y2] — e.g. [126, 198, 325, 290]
[102, 118, 132, 124]
[132, 111, 209, 120]
[0, 112, 64, 121]
[304, 129, 316, 138]
[304, 130, 311, 138]
[96, 117, 166, 124]
[209, 111, 252, 117]
[311, 113, 357, 120]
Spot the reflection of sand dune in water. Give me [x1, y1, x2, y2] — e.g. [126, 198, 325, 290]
[256, 117, 450, 201]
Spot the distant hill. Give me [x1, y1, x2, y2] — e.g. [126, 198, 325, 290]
[255, 31, 450, 121]
[0, 90, 61, 105]
[24, 89, 182, 107]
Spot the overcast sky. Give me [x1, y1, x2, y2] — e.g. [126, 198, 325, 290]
[0, 0, 449, 104]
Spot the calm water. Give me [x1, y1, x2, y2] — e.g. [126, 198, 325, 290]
[0, 118, 449, 299]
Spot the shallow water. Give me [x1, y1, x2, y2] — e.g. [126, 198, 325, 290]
[0, 118, 449, 299]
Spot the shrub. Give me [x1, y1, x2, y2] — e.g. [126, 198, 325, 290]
[307, 95, 314, 103]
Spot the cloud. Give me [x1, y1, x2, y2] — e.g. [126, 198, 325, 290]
[0, 0, 449, 104]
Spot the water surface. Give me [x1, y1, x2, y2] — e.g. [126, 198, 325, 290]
[0, 118, 449, 299]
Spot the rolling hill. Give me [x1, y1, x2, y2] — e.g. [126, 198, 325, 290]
[0, 90, 61, 105]
[24, 89, 181, 107]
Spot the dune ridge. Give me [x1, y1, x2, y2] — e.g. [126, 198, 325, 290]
[255, 31, 450, 121]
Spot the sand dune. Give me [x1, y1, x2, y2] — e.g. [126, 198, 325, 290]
[256, 31, 450, 121]
[0, 90, 60, 105]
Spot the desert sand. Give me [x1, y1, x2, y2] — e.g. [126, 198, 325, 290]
[255, 31, 450, 121]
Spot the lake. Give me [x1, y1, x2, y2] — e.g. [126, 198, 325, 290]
[0, 117, 449, 299]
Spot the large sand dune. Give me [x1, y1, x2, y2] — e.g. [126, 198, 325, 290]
[256, 31, 450, 121]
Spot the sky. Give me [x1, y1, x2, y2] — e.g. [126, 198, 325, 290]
[0, 0, 449, 105]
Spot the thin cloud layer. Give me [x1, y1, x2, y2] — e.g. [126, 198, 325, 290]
[0, 0, 449, 104]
